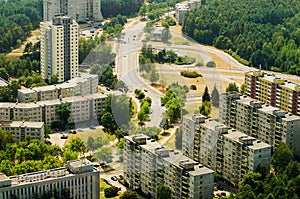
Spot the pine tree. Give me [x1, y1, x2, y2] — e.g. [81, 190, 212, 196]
[202, 86, 211, 102]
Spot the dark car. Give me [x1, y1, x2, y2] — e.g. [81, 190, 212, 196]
[106, 87, 111, 91]
[60, 134, 68, 139]
[111, 176, 118, 181]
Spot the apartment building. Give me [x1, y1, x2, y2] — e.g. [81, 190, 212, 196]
[43, 0, 103, 22]
[219, 130, 271, 186]
[0, 121, 44, 142]
[245, 71, 300, 115]
[40, 16, 79, 83]
[219, 93, 300, 158]
[0, 93, 107, 126]
[124, 134, 214, 199]
[219, 91, 241, 127]
[175, 0, 201, 24]
[18, 74, 98, 102]
[182, 115, 271, 186]
[0, 159, 100, 199]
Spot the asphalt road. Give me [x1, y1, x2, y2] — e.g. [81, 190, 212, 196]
[115, 19, 165, 127]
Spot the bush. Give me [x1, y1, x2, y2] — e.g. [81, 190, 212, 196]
[180, 71, 202, 78]
[104, 186, 119, 198]
[206, 61, 216, 67]
[190, 85, 197, 90]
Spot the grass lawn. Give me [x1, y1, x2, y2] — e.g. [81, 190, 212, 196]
[164, 131, 176, 150]
[64, 128, 110, 146]
[169, 37, 190, 45]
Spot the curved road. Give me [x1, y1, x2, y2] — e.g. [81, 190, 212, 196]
[115, 19, 165, 127]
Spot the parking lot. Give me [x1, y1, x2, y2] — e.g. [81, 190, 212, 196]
[101, 170, 126, 192]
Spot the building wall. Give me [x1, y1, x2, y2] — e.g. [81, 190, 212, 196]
[44, 0, 103, 22]
[124, 134, 214, 199]
[40, 16, 78, 83]
[219, 92, 300, 158]
[0, 159, 100, 199]
[0, 94, 107, 126]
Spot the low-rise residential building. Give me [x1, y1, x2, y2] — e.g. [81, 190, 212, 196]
[219, 93, 300, 159]
[0, 121, 44, 142]
[182, 114, 271, 186]
[175, 0, 201, 24]
[18, 74, 98, 102]
[124, 134, 214, 199]
[0, 159, 100, 199]
[0, 93, 107, 126]
[151, 26, 166, 41]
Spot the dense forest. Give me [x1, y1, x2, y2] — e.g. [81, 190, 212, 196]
[0, 0, 43, 53]
[101, 0, 144, 18]
[182, 0, 300, 74]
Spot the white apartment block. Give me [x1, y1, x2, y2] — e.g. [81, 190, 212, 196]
[175, 0, 201, 24]
[40, 16, 79, 83]
[124, 134, 214, 199]
[0, 93, 106, 126]
[43, 0, 103, 22]
[0, 159, 100, 199]
[182, 114, 271, 186]
[18, 74, 98, 102]
[219, 92, 300, 159]
[0, 121, 45, 142]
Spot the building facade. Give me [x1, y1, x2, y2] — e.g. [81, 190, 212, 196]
[0, 121, 45, 142]
[40, 16, 79, 83]
[0, 159, 100, 199]
[0, 93, 106, 126]
[182, 115, 271, 186]
[175, 0, 201, 24]
[43, 0, 103, 22]
[245, 71, 300, 115]
[219, 93, 300, 159]
[124, 134, 214, 199]
[18, 74, 98, 103]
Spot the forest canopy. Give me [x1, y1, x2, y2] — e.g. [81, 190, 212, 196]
[0, 0, 43, 53]
[182, 0, 300, 74]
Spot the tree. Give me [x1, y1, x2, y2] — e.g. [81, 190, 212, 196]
[101, 112, 117, 133]
[199, 101, 211, 117]
[65, 137, 87, 155]
[95, 146, 113, 163]
[56, 103, 71, 129]
[202, 86, 211, 102]
[166, 97, 181, 123]
[271, 142, 294, 173]
[0, 68, 9, 81]
[104, 186, 119, 198]
[0, 129, 14, 150]
[9, 80, 21, 101]
[49, 75, 58, 85]
[135, 127, 161, 140]
[211, 85, 220, 107]
[120, 191, 138, 199]
[161, 28, 171, 42]
[226, 82, 239, 92]
[157, 184, 171, 199]
[62, 150, 78, 162]
[139, 4, 148, 19]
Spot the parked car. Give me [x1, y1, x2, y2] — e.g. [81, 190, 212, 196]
[89, 126, 96, 129]
[60, 134, 68, 139]
[111, 176, 118, 181]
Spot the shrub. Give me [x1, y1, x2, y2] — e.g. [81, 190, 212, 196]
[180, 71, 202, 78]
[104, 186, 119, 198]
[190, 85, 197, 90]
[206, 61, 216, 67]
